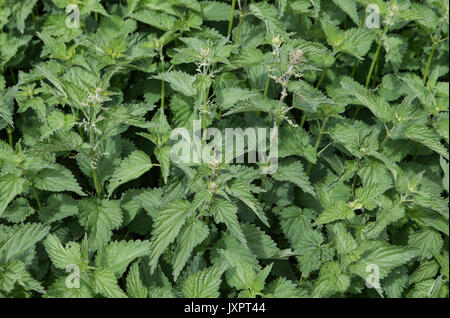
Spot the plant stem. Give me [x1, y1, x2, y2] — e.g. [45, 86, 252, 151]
[31, 185, 42, 210]
[372, 56, 380, 88]
[365, 26, 388, 88]
[89, 117, 102, 199]
[6, 126, 13, 147]
[299, 114, 307, 129]
[316, 67, 328, 88]
[228, 0, 237, 38]
[31, 10, 36, 25]
[423, 21, 444, 84]
[235, 13, 244, 44]
[202, 86, 210, 139]
[423, 41, 438, 85]
[160, 52, 165, 110]
[353, 26, 389, 119]
[263, 76, 270, 97]
[306, 117, 329, 175]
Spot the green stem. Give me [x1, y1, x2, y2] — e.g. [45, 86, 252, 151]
[92, 168, 102, 199]
[263, 76, 270, 97]
[202, 86, 211, 139]
[160, 52, 165, 110]
[306, 117, 329, 175]
[316, 68, 328, 89]
[353, 26, 389, 119]
[299, 114, 307, 129]
[6, 126, 13, 147]
[228, 0, 237, 38]
[31, 10, 36, 25]
[351, 60, 359, 78]
[423, 21, 444, 84]
[423, 40, 438, 85]
[94, 12, 98, 22]
[31, 185, 42, 210]
[90, 118, 102, 199]
[365, 26, 388, 88]
[235, 13, 244, 44]
[372, 56, 380, 88]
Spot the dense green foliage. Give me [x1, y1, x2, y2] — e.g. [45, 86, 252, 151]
[0, 0, 449, 298]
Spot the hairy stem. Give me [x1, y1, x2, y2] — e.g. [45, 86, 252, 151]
[299, 114, 307, 129]
[316, 67, 328, 89]
[353, 26, 389, 119]
[90, 118, 102, 199]
[365, 26, 389, 88]
[235, 13, 244, 44]
[31, 185, 42, 210]
[306, 116, 329, 175]
[423, 41, 438, 85]
[263, 76, 271, 97]
[228, 0, 237, 38]
[6, 126, 13, 147]
[160, 52, 165, 110]
[423, 21, 444, 84]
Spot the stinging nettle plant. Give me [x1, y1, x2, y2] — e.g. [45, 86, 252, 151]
[0, 0, 449, 299]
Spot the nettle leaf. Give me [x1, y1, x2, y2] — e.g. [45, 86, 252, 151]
[173, 218, 209, 280]
[1, 198, 35, 223]
[211, 199, 246, 244]
[182, 265, 224, 298]
[216, 87, 257, 111]
[95, 240, 150, 278]
[263, 277, 300, 298]
[44, 234, 83, 270]
[0, 260, 44, 294]
[0, 223, 50, 263]
[78, 199, 123, 251]
[242, 223, 280, 259]
[329, 223, 357, 255]
[273, 159, 316, 197]
[408, 229, 443, 260]
[295, 230, 327, 276]
[382, 266, 409, 298]
[108, 150, 153, 197]
[312, 262, 351, 297]
[91, 268, 128, 298]
[341, 77, 393, 123]
[39, 194, 78, 224]
[289, 80, 333, 113]
[0, 174, 26, 217]
[154, 71, 197, 97]
[314, 201, 355, 226]
[126, 262, 148, 298]
[331, 0, 359, 26]
[200, 1, 232, 21]
[149, 200, 193, 272]
[227, 179, 269, 227]
[401, 125, 449, 160]
[33, 164, 86, 196]
[350, 243, 417, 280]
[340, 28, 376, 59]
